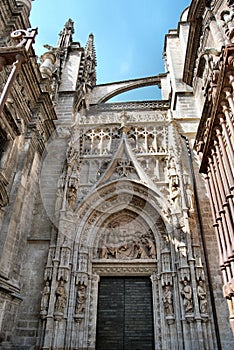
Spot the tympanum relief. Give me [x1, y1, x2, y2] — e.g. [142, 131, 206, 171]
[96, 217, 156, 260]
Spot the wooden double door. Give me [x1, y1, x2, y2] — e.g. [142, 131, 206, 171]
[96, 276, 154, 350]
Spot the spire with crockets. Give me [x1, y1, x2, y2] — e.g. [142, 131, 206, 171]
[57, 18, 74, 49]
[84, 33, 97, 87]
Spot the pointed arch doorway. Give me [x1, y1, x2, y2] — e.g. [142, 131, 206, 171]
[92, 209, 157, 350]
[96, 276, 155, 350]
[76, 179, 167, 349]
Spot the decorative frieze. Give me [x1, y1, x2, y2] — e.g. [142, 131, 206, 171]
[92, 262, 157, 276]
[90, 100, 170, 112]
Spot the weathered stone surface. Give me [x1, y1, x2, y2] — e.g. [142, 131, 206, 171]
[0, 1, 233, 349]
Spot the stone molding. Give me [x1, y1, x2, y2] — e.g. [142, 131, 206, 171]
[92, 261, 157, 276]
[90, 100, 170, 111]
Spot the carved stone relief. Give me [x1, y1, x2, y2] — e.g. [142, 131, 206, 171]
[96, 213, 156, 260]
[40, 281, 51, 318]
[54, 280, 67, 315]
[181, 279, 194, 314]
[75, 283, 87, 315]
[163, 285, 174, 315]
[197, 280, 208, 314]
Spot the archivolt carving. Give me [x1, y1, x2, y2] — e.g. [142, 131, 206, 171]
[75, 180, 170, 256]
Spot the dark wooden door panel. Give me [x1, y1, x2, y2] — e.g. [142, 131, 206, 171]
[96, 278, 124, 350]
[96, 277, 154, 350]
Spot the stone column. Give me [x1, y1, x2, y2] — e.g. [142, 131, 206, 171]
[221, 101, 234, 144]
[227, 73, 234, 90]
[211, 150, 234, 255]
[218, 114, 234, 171]
[42, 259, 60, 349]
[224, 87, 234, 116]
[150, 272, 162, 350]
[207, 167, 232, 276]
[205, 174, 227, 283]
[215, 128, 234, 191]
[86, 273, 100, 350]
[208, 157, 233, 260]
[214, 140, 234, 213]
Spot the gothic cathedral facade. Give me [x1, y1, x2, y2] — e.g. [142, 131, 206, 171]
[0, 1, 234, 349]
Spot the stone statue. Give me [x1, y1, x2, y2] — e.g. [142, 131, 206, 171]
[181, 280, 193, 313]
[170, 183, 181, 211]
[197, 280, 208, 313]
[41, 281, 50, 312]
[75, 284, 87, 314]
[55, 280, 67, 314]
[144, 235, 156, 259]
[99, 230, 156, 260]
[186, 185, 194, 210]
[67, 186, 77, 209]
[135, 239, 148, 259]
[163, 286, 173, 315]
[168, 155, 178, 184]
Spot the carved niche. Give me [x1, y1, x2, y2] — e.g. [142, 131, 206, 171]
[96, 212, 156, 260]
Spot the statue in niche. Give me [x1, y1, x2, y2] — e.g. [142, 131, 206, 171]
[148, 135, 156, 153]
[170, 183, 181, 211]
[83, 137, 91, 155]
[162, 234, 170, 248]
[186, 184, 194, 211]
[157, 134, 165, 152]
[40, 281, 50, 313]
[197, 280, 208, 313]
[102, 137, 111, 154]
[163, 285, 174, 315]
[137, 136, 146, 153]
[168, 156, 177, 178]
[178, 244, 188, 266]
[128, 136, 136, 150]
[92, 137, 100, 155]
[181, 279, 193, 313]
[67, 186, 77, 209]
[55, 170, 66, 213]
[55, 280, 67, 314]
[75, 284, 87, 314]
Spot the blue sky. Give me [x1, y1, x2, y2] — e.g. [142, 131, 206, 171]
[30, 0, 190, 101]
